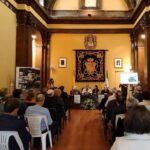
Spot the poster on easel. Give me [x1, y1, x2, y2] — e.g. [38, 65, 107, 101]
[120, 72, 138, 85]
[16, 67, 40, 89]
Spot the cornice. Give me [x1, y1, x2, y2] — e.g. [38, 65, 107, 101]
[15, 0, 49, 22]
[8, 0, 148, 25]
[132, 11, 150, 38]
[16, 10, 46, 32]
[1, 0, 150, 34]
[48, 28, 132, 34]
[0, 0, 16, 13]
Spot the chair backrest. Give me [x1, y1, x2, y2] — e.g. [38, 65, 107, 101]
[0, 131, 24, 150]
[26, 115, 49, 137]
[115, 114, 125, 129]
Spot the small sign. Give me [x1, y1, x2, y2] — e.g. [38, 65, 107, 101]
[74, 95, 81, 104]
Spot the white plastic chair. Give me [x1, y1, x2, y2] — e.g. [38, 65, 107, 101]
[0, 131, 24, 150]
[115, 114, 125, 129]
[26, 115, 53, 150]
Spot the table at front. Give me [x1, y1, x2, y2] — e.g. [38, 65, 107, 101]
[68, 94, 98, 109]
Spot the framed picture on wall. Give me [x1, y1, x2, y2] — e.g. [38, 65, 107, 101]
[59, 57, 67, 68]
[114, 58, 123, 68]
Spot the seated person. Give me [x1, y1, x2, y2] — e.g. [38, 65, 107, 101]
[119, 84, 128, 99]
[24, 90, 36, 107]
[92, 85, 100, 95]
[53, 89, 65, 116]
[25, 93, 58, 137]
[82, 84, 92, 95]
[133, 84, 143, 102]
[13, 89, 22, 98]
[70, 86, 80, 95]
[0, 98, 31, 150]
[13, 89, 27, 118]
[111, 105, 150, 150]
[47, 78, 57, 90]
[59, 86, 69, 111]
[44, 89, 64, 128]
[101, 84, 110, 94]
[105, 87, 117, 107]
[138, 91, 150, 111]
[98, 93, 108, 111]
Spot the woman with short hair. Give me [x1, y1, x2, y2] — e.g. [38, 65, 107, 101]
[111, 105, 150, 150]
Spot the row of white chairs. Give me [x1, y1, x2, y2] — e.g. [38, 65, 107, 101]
[0, 115, 52, 150]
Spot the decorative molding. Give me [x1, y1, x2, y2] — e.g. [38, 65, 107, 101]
[131, 0, 147, 23]
[48, 28, 132, 34]
[0, 0, 17, 13]
[17, 10, 36, 27]
[1, 0, 149, 34]
[17, 10, 47, 32]
[134, 12, 149, 34]
[15, 0, 50, 22]
[1, 0, 149, 27]
[124, 0, 136, 10]
[15, 0, 30, 5]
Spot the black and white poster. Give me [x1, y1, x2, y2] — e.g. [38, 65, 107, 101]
[16, 67, 40, 89]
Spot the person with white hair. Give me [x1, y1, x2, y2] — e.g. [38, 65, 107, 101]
[25, 93, 59, 146]
[25, 93, 53, 131]
[47, 89, 54, 97]
[105, 87, 117, 107]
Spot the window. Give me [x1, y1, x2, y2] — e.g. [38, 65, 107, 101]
[85, 0, 97, 7]
[39, 0, 44, 6]
[80, 0, 100, 9]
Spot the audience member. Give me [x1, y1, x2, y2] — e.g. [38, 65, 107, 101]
[13, 89, 22, 98]
[101, 84, 110, 94]
[47, 78, 56, 90]
[44, 89, 64, 129]
[53, 89, 65, 116]
[46, 89, 54, 97]
[133, 84, 143, 102]
[119, 84, 128, 99]
[126, 97, 138, 109]
[59, 86, 69, 111]
[105, 87, 117, 107]
[139, 91, 150, 111]
[0, 98, 31, 150]
[12, 89, 27, 119]
[25, 89, 36, 106]
[111, 106, 150, 150]
[98, 93, 108, 111]
[25, 93, 58, 137]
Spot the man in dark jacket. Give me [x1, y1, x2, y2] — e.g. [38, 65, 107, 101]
[0, 98, 31, 150]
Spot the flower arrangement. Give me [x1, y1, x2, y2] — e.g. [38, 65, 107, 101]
[81, 98, 96, 110]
